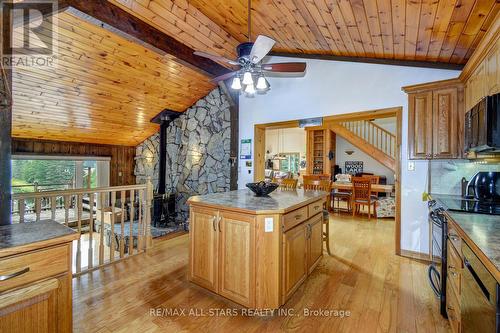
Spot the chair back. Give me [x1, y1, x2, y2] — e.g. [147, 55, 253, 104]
[274, 178, 298, 190]
[303, 179, 330, 191]
[352, 177, 371, 201]
[362, 175, 380, 197]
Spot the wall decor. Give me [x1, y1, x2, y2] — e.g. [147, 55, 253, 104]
[345, 161, 363, 175]
[240, 139, 252, 159]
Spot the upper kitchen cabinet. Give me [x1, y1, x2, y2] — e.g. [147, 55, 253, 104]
[403, 79, 464, 160]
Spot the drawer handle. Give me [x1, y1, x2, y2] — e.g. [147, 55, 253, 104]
[0, 267, 30, 281]
[294, 214, 303, 220]
[314, 206, 320, 210]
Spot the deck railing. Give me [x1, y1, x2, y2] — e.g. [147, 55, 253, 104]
[11, 180, 153, 276]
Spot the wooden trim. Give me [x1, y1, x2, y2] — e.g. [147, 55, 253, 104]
[64, 0, 228, 77]
[253, 126, 266, 182]
[400, 249, 432, 263]
[460, 10, 500, 82]
[268, 52, 465, 71]
[323, 107, 401, 122]
[402, 78, 463, 93]
[253, 106, 403, 256]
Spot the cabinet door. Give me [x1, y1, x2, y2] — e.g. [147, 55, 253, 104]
[486, 42, 499, 95]
[0, 278, 59, 333]
[189, 207, 219, 292]
[218, 211, 255, 307]
[307, 214, 323, 274]
[408, 92, 433, 159]
[282, 223, 308, 301]
[432, 87, 458, 158]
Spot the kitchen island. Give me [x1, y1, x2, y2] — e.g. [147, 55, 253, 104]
[187, 189, 329, 309]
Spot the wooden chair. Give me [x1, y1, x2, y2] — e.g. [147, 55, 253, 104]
[332, 189, 352, 213]
[352, 177, 377, 220]
[303, 179, 332, 256]
[273, 178, 298, 190]
[362, 175, 380, 199]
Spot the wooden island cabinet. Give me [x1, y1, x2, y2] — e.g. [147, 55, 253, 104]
[188, 189, 328, 309]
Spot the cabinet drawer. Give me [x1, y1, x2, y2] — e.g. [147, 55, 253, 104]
[0, 244, 70, 292]
[448, 221, 462, 255]
[447, 240, 462, 297]
[283, 206, 308, 232]
[308, 199, 325, 218]
[446, 277, 461, 333]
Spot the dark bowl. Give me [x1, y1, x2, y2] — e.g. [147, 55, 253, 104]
[246, 181, 279, 197]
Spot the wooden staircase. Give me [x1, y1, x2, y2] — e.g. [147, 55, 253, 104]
[329, 119, 396, 171]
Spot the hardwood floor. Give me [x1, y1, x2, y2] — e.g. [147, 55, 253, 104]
[73, 213, 450, 333]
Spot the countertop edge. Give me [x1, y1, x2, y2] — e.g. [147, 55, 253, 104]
[0, 231, 80, 258]
[187, 192, 328, 215]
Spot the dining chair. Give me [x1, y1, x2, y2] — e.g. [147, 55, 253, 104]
[352, 177, 377, 220]
[331, 188, 352, 213]
[363, 175, 381, 199]
[274, 178, 298, 190]
[303, 179, 332, 256]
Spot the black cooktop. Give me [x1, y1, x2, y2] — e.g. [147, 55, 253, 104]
[440, 198, 500, 215]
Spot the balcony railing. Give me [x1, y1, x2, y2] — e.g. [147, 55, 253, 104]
[11, 180, 153, 276]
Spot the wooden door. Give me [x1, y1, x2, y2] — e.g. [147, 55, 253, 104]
[0, 278, 59, 333]
[307, 214, 323, 274]
[432, 87, 458, 158]
[189, 207, 219, 292]
[218, 211, 256, 307]
[486, 42, 499, 95]
[282, 223, 308, 301]
[408, 91, 433, 159]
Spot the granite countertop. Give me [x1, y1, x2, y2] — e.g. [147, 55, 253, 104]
[0, 220, 78, 255]
[430, 193, 500, 273]
[188, 189, 329, 214]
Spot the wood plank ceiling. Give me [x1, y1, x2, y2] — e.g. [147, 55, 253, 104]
[12, 11, 215, 146]
[11, 0, 500, 146]
[114, 0, 499, 65]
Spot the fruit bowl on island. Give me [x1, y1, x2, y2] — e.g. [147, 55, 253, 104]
[246, 181, 279, 197]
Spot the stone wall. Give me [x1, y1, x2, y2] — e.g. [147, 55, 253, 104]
[135, 87, 231, 222]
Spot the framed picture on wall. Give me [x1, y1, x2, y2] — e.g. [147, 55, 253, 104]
[345, 161, 363, 175]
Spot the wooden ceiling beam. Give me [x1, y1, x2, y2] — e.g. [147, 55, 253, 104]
[61, 0, 229, 78]
[268, 52, 465, 71]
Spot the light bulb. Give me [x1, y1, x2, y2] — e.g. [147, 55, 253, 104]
[242, 71, 253, 85]
[256, 75, 268, 90]
[244, 83, 256, 94]
[231, 76, 241, 90]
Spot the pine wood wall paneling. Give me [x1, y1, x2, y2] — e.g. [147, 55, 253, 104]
[11, 139, 136, 186]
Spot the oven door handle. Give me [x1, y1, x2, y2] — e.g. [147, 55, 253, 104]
[428, 264, 441, 297]
[464, 258, 490, 301]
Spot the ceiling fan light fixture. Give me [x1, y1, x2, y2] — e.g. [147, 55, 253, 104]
[244, 83, 256, 95]
[242, 71, 253, 85]
[231, 76, 242, 90]
[256, 75, 269, 90]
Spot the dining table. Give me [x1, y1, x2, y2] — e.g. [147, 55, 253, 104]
[330, 181, 395, 194]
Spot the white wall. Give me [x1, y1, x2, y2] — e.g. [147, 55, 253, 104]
[336, 136, 395, 184]
[238, 56, 460, 255]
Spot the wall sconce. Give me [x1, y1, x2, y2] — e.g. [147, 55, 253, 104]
[345, 150, 354, 155]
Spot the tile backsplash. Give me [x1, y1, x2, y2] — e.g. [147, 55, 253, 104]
[430, 160, 500, 195]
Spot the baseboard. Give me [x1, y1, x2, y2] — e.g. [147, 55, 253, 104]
[400, 249, 432, 263]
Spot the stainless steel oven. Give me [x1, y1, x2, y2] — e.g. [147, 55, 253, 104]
[461, 243, 499, 333]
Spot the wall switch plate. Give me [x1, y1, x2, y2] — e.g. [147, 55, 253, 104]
[408, 161, 415, 171]
[264, 217, 273, 232]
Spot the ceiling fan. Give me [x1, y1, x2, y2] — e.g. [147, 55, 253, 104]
[193, 0, 306, 96]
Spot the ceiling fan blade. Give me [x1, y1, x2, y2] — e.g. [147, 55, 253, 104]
[249, 35, 276, 64]
[210, 71, 238, 83]
[194, 51, 239, 66]
[262, 62, 306, 73]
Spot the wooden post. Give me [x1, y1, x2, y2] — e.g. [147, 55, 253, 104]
[0, 60, 12, 225]
[145, 177, 153, 250]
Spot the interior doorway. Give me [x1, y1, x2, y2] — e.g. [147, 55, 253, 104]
[253, 107, 403, 255]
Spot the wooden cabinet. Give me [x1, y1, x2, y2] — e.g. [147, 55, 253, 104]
[189, 207, 219, 292]
[0, 230, 77, 333]
[189, 195, 327, 309]
[306, 128, 336, 175]
[189, 207, 256, 307]
[404, 79, 464, 159]
[218, 211, 255, 307]
[446, 218, 463, 333]
[282, 223, 308, 301]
